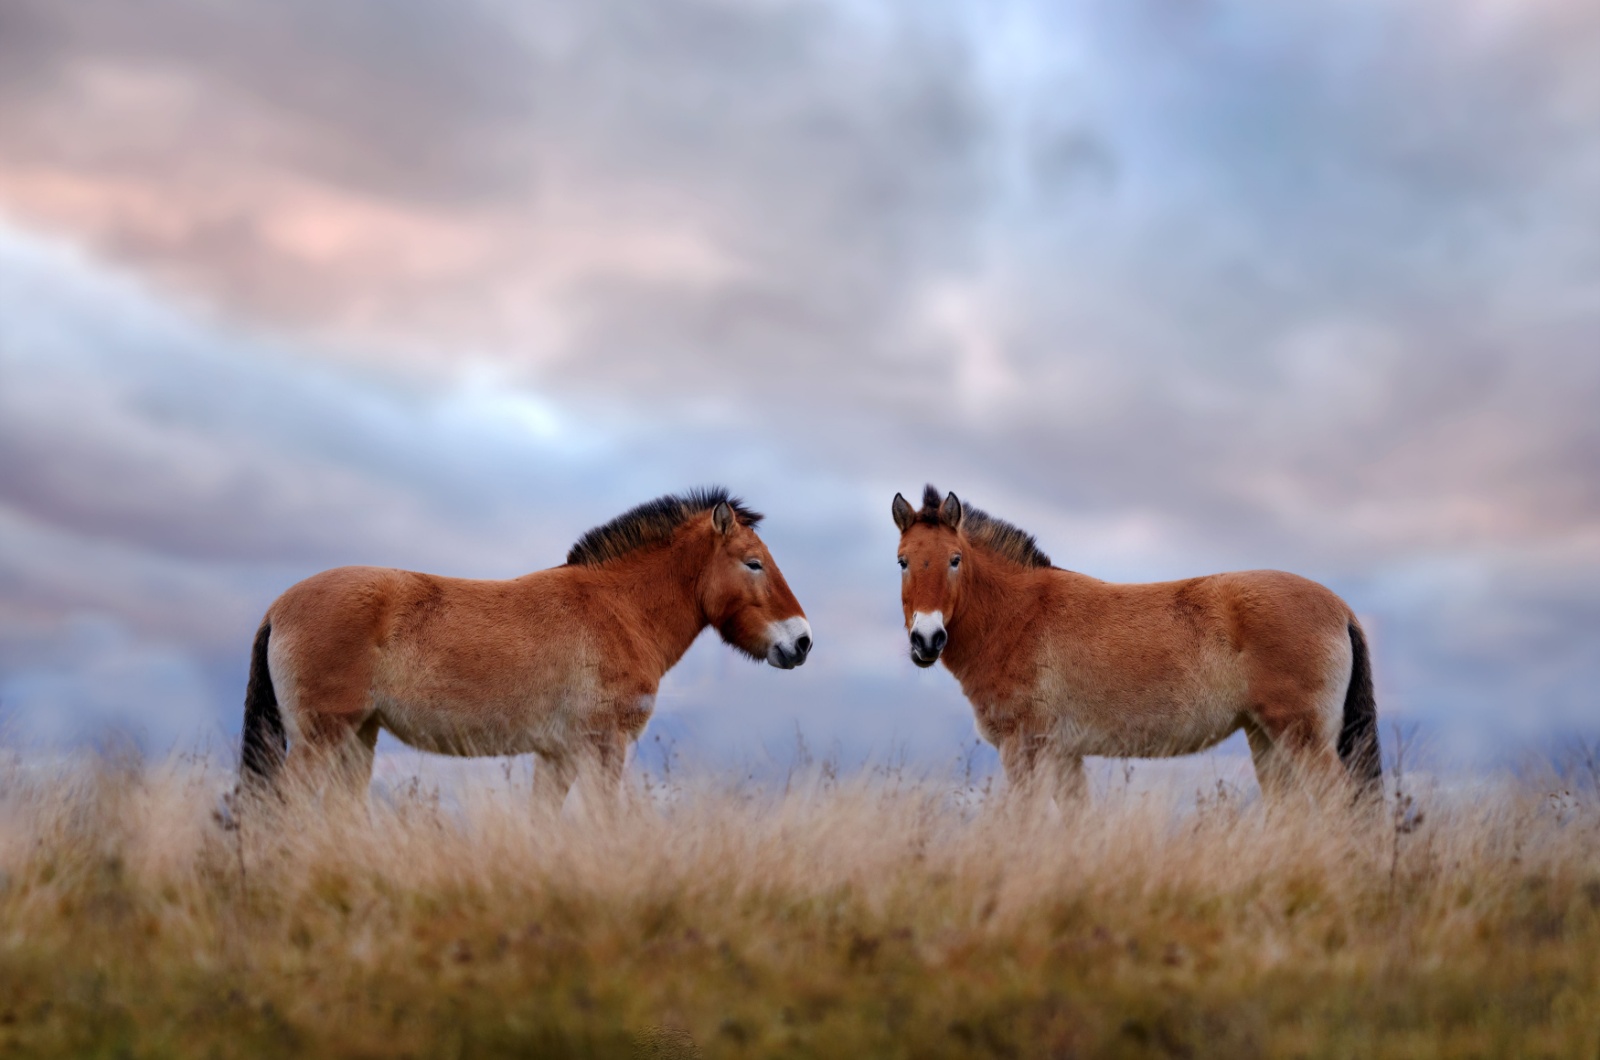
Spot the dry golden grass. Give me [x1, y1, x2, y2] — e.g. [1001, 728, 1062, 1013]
[1, 746, 1598, 1058]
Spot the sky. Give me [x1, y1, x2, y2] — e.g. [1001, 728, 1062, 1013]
[0, 0, 1597, 771]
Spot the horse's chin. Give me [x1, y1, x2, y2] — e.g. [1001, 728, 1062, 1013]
[910, 650, 940, 669]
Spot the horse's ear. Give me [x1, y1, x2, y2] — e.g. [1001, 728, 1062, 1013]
[891, 493, 915, 533]
[711, 501, 735, 536]
[939, 492, 963, 530]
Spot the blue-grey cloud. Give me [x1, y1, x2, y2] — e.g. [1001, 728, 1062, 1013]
[0, 0, 1597, 764]
[0, 222, 963, 754]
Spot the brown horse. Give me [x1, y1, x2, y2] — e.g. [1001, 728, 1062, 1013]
[892, 486, 1380, 803]
[241, 488, 811, 805]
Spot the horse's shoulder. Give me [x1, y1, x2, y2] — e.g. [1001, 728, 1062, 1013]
[501, 565, 652, 637]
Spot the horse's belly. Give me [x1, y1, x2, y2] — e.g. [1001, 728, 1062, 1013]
[1044, 654, 1249, 758]
[375, 693, 571, 757]
[370, 653, 599, 757]
[1057, 701, 1242, 758]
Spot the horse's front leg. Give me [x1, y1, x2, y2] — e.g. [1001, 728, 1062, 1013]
[998, 724, 1047, 799]
[1052, 755, 1088, 808]
[574, 725, 630, 816]
[532, 752, 578, 813]
[999, 726, 1084, 812]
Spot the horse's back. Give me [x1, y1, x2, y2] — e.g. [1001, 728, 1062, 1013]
[1025, 568, 1353, 756]
[1124, 568, 1354, 695]
[1199, 569, 1353, 655]
[283, 564, 600, 683]
[268, 563, 585, 635]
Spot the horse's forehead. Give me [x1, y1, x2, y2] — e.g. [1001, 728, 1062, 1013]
[726, 522, 768, 554]
[902, 524, 957, 552]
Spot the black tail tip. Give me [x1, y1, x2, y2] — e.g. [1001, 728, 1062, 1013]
[1338, 621, 1382, 793]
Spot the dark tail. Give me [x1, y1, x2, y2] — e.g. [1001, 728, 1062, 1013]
[240, 622, 286, 786]
[1336, 620, 1382, 794]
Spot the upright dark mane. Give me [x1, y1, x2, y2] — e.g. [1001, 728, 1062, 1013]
[566, 487, 763, 566]
[914, 484, 1052, 569]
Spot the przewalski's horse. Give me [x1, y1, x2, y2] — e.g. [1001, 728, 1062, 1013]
[892, 486, 1380, 804]
[241, 488, 811, 806]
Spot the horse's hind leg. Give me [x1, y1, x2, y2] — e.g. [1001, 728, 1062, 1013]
[344, 714, 381, 797]
[282, 709, 379, 814]
[1243, 711, 1343, 805]
[1242, 622, 1354, 805]
[1243, 718, 1289, 801]
[271, 617, 381, 810]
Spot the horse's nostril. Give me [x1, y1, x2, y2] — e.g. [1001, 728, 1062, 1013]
[910, 628, 944, 658]
[795, 634, 812, 657]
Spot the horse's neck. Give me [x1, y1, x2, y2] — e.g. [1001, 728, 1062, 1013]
[944, 556, 1048, 679]
[599, 535, 713, 678]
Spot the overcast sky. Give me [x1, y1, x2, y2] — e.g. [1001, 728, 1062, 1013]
[1, 0, 1596, 770]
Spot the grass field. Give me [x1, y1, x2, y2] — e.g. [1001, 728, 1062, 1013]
[1, 745, 1598, 1059]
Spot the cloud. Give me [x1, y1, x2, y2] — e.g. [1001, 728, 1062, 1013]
[0, 0, 990, 362]
[0, 220, 966, 754]
[0, 0, 1597, 762]
[0, 614, 215, 751]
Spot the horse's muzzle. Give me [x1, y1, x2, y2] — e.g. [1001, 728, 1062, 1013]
[909, 626, 946, 668]
[766, 618, 813, 669]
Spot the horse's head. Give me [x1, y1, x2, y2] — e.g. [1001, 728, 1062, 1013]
[892, 485, 966, 668]
[700, 501, 812, 669]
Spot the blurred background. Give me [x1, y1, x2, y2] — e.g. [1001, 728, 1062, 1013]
[0, 0, 1596, 773]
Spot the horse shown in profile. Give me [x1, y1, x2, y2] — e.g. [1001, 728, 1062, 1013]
[892, 486, 1380, 803]
[241, 488, 811, 806]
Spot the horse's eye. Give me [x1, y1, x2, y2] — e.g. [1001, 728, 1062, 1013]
[950, 554, 962, 569]
[897, 557, 909, 571]
[744, 559, 763, 572]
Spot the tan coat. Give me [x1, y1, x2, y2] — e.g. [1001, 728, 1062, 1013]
[893, 486, 1379, 801]
[242, 490, 811, 805]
